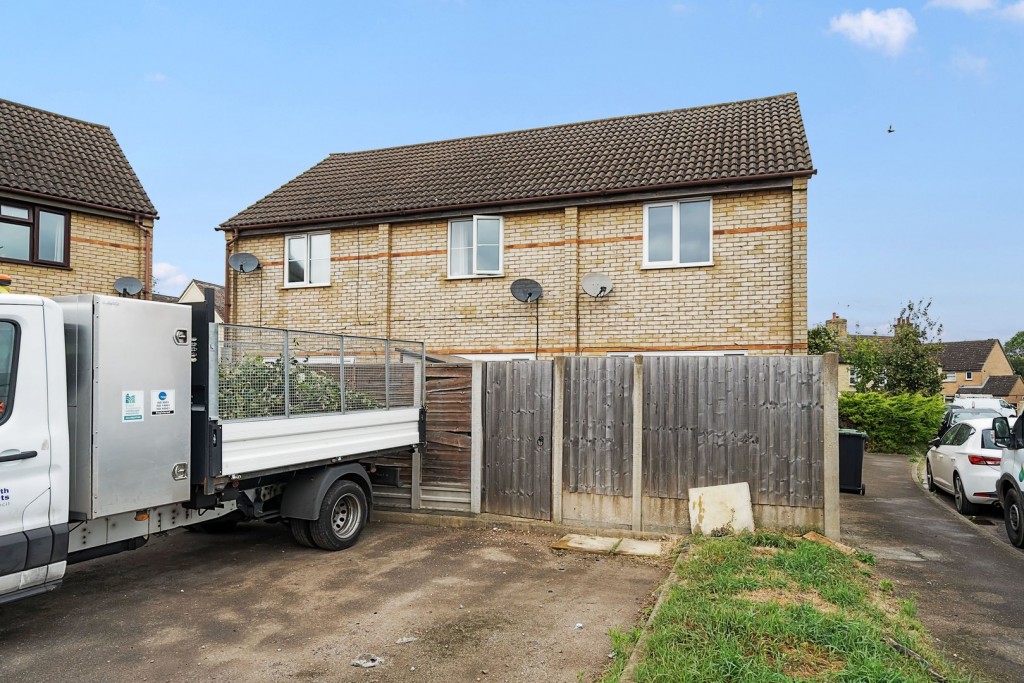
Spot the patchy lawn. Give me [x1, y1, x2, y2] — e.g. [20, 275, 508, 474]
[601, 533, 983, 682]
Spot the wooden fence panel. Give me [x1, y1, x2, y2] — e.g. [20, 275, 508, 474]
[482, 361, 552, 520]
[423, 364, 472, 487]
[642, 355, 824, 507]
[563, 357, 633, 495]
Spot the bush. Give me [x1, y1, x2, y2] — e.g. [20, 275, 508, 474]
[838, 392, 946, 455]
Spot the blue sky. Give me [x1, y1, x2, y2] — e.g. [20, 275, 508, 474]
[1, 0, 1021, 342]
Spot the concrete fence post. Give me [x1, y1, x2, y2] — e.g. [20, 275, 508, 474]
[823, 352, 840, 540]
[551, 356, 566, 524]
[470, 362, 484, 515]
[631, 355, 645, 531]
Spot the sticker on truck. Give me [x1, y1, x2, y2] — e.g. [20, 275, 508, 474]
[151, 390, 175, 416]
[122, 390, 144, 422]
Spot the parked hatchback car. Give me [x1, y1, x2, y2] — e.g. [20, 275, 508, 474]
[953, 396, 1018, 419]
[926, 417, 1008, 515]
[937, 407, 1001, 438]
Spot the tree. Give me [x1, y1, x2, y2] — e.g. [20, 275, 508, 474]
[1007, 331, 1024, 377]
[807, 324, 840, 355]
[846, 299, 944, 395]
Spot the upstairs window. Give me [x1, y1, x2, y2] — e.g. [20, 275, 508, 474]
[448, 216, 503, 278]
[0, 201, 69, 267]
[643, 198, 712, 268]
[285, 233, 330, 287]
[965, 371, 974, 381]
[943, 371, 956, 383]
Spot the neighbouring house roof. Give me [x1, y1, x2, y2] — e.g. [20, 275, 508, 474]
[0, 98, 156, 217]
[186, 280, 225, 320]
[221, 92, 814, 230]
[939, 339, 1000, 372]
[957, 375, 1023, 397]
[151, 293, 178, 304]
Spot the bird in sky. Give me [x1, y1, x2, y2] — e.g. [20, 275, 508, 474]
[887, 124, 895, 134]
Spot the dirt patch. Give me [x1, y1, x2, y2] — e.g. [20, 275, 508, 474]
[0, 521, 667, 683]
[752, 546, 780, 558]
[765, 640, 846, 679]
[740, 586, 839, 614]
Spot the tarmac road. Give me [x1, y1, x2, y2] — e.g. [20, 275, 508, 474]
[0, 520, 666, 683]
[841, 452, 1024, 681]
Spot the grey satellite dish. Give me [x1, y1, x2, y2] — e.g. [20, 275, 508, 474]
[228, 252, 261, 273]
[581, 273, 613, 298]
[113, 276, 143, 297]
[511, 278, 543, 303]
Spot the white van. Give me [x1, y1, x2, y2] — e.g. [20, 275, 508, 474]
[953, 396, 1017, 419]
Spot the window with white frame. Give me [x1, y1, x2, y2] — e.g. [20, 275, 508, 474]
[448, 216, 502, 277]
[643, 198, 712, 268]
[943, 371, 956, 383]
[965, 371, 974, 381]
[285, 232, 330, 286]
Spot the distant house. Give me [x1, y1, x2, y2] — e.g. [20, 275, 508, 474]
[0, 99, 156, 297]
[218, 93, 814, 359]
[939, 339, 1024, 409]
[825, 314, 1023, 408]
[153, 279, 226, 322]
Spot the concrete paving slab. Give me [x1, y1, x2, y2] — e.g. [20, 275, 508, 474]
[614, 538, 664, 557]
[551, 533, 619, 553]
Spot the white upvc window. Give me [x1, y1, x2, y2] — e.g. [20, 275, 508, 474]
[643, 198, 713, 268]
[965, 371, 974, 381]
[448, 216, 503, 278]
[943, 371, 956, 383]
[284, 232, 330, 287]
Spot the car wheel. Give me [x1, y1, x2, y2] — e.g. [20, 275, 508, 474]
[1004, 487, 1024, 548]
[925, 461, 937, 493]
[288, 518, 317, 548]
[953, 474, 978, 516]
[309, 479, 368, 551]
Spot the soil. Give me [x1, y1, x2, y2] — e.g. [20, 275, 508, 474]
[0, 520, 667, 682]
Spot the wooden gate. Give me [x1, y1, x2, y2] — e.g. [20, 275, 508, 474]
[482, 361, 552, 520]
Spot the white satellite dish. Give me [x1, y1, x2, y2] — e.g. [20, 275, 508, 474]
[228, 252, 261, 273]
[581, 273, 613, 298]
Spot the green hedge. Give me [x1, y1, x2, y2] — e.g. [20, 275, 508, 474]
[838, 392, 946, 455]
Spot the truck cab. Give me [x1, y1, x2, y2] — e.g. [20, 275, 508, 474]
[0, 296, 70, 603]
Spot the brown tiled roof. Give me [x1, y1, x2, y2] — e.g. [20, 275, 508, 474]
[221, 92, 813, 229]
[957, 375, 1023, 397]
[0, 99, 156, 216]
[939, 339, 999, 372]
[189, 280, 226, 320]
[151, 293, 178, 304]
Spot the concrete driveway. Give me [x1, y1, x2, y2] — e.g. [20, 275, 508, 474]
[0, 520, 666, 682]
[842, 453, 1024, 681]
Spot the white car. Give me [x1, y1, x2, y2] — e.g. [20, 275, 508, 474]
[926, 417, 1005, 515]
[996, 416, 1024, 548]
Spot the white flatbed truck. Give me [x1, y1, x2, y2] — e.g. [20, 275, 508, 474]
[0, 290, 425, 605]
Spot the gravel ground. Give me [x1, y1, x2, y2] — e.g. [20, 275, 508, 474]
[0, 520, 667, 682]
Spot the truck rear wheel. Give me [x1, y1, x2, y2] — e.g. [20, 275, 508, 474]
[288, 519, 317, 548]
[1004, 487, 1024, 548]
[309, 480, 368, 551]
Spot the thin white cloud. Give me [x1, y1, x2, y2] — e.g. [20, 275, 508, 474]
[153, 262, 190, 295]
[829, 8, 917, 56]
[1001, 0, 1024, 20]
[144, 73, 167, 82]
[925, 0, 996, 12]
[669, 3, 690, 14]
[951, 48, 989, 76]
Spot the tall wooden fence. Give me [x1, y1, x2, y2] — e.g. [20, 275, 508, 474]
[377, 355, 839, 538]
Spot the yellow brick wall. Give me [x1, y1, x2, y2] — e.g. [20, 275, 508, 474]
[1, 210, 148, 298]
[229, 184, 809, 358]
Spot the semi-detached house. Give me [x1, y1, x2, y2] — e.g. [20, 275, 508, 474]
[219, 93, 814, 359]
[0, 99, 156, 297]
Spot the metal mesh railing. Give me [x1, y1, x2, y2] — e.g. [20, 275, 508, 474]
[213, 324, 425, 422]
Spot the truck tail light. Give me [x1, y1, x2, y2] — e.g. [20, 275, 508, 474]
[967, 454, 1001, 466]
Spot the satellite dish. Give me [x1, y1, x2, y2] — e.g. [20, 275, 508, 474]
[228, 252, 261, 273]
[581, 273, 614, 298]
[510, 278, 543, 303]
[113, 276, 143, 297]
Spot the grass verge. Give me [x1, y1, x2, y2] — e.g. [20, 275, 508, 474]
[600, 532, 982, 682]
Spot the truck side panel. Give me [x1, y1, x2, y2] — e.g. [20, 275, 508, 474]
[220, 407, 420, 476]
